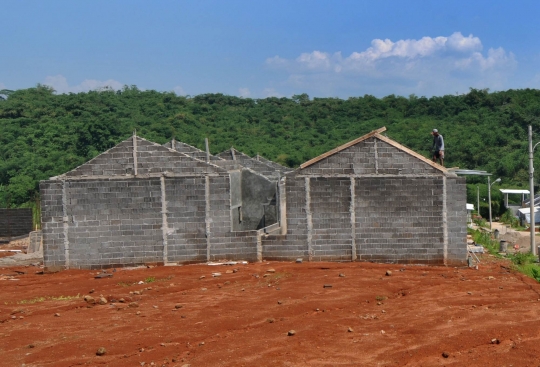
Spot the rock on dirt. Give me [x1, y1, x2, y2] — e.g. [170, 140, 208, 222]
[288, 330, 296, 336]
[386, 270, 392, 276]
[96, 347, 106, 356]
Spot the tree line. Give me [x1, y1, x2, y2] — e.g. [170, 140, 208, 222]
[1, 85, 540, 218]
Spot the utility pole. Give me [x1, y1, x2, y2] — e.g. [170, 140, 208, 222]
[488, 176, 492, 230]
[529, 125, 536, 256]
[477, 186, 480, 219]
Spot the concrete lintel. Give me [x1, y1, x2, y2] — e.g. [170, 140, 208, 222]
[50, 173, 222, 181]
[295, 174, 443, 179]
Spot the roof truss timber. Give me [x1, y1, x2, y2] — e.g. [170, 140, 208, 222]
[299, 126, 447, 174]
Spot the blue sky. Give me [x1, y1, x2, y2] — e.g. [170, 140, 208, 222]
[2, 0, 540, 98]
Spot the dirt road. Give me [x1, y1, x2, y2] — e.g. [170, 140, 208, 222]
[1, 257, 540, 366]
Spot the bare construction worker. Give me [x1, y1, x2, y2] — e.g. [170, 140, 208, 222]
[431, 129, 444, 166]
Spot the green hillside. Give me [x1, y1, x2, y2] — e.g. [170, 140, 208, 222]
[1, 85, 540, 217]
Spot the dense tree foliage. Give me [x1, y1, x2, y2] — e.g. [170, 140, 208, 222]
[1, 85, 540, 217]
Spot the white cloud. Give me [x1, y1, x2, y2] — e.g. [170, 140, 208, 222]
[173, 85, 186, 95]
[296, 51, 333, 70]
[265, 32, 516, 96]
[447, 32, 482, 52]
[43, 75, 123, 94]
[238, 87, 251, 97]
[262, 88, 282, 98]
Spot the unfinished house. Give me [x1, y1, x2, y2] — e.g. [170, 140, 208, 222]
[40, 135, 285, 270]
[40, 127, 467, 270]
[263, 127, 467, 265]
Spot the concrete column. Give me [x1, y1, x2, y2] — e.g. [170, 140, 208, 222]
[205, 175, 211, 261]
[62, 180, 70, 269]
[205, 138, 210, 163]
[305, 177, 313, 261]
[133, 133, 138, 176]
[160, 175, 169, 264]
[442, 176, 448, 265]
[256, 230, 263, 262]
[350, 177, 357, 261]
[279, 177, 287, 235]
[374, 139, 379, 174]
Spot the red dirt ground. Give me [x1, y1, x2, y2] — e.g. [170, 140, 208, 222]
[2, 256, 540, 367]
[0, 238, 29, 258]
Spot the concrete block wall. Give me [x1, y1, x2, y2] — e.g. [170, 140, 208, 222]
[446, 176, 468, 265]
[0, 208, 33, 238]
[165, 177, 207, 263]
[256, 155, 292, 175]
[355, 177, 444, 264]
[66, 179, 163, 268]
[310, 177, 352, 261]
[208, 175, 260, 262]
[262, 135, 467, 265]
[40, 132, 467, 269]
[163, 140, 222, 162]
[300, 138, 440, 176]
[300, 140, 374, 175]
[137, 139, 222, 175]
[217, 149, 280, 179]
[262, 176, 308, 261]
[376, 140, 440, 175]
[40, 181, 66, 269]
[65, 140, 134, 177]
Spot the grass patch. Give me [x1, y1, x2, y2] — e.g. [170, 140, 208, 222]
[470, 228, 540, 282]
[144, 276, 156, 283]
[469, 228, 502, 257]
[144, 275, 173, 283]
[515, 264, 540, 282]
[14, 294, 81, 305]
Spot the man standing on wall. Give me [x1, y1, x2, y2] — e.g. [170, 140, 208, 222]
[431, 129, 444, 166]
